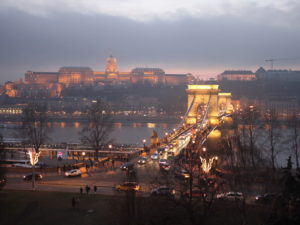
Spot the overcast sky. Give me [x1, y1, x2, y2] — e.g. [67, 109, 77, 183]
[1, 0, 300, 84]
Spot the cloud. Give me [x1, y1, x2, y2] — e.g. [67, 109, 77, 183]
[0, 0, 300, 27]
[0, 1, 300, 84]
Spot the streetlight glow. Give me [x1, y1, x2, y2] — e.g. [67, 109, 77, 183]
[28, 150, 40, 166]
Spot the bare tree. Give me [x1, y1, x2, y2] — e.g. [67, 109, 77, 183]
[21, 102, 49, 189]
[244, 106, 260, 168]
[264, 108, 281, 171]
[80, 100, 114, 161]
[289, 112, 299, 170]
[0, 133, 7, 191]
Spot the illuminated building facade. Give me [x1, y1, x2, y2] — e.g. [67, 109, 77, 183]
[218, 70, 256, 81]
[3, 56, 193, 98]
[58, 67, 94, 86]
[25, 71, 59, 84]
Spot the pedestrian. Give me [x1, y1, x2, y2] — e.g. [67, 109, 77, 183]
[85, 185, 90, 195]
[63, 165, 66, 171]
[112, 159, 115, 168]
[72, 197, 76, 208]
[94, 185, 97, 193]
[80, 187, 83, 195]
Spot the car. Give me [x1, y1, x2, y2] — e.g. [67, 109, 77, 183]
[174, 168, 190, 179]
[183, 189, 207, 198]
[159, 159, 168, 165]
[23, 173, 43, 181]
[157, 147, 165, 155]
[167, 151, 174, 157]
[120, 162, 134, 171]
[151, 153, 159, 160]
[0, 176, 7, 187]
[216, 192, 243, 201]
[64, 169, 82, 177]
[115, 182, 141, 191]
[160, 162, 171, 171]
[137, 157, 147, 164]
[255, 193, 279, 204]
[150, 186, 175, 197]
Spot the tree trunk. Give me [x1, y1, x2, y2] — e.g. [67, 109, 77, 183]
[32, 164, 35, 190]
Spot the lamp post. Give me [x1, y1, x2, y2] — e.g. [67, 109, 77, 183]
[108, 144, 112, 158]
[214, 156, 219, 167]
[165, 132, 168, 143]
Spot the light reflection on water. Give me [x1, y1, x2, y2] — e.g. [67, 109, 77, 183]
[0, 122, 176, 147]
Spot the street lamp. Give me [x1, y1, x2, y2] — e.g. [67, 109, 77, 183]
[108, 144, 113, 159]
[202, 147, 206, 152]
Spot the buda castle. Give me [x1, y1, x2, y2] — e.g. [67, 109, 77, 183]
[25, 56, 193, 87]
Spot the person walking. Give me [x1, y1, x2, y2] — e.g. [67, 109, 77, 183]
[80, 187, 83, 195]
[112, 159, 115, 168]
[85, 185, 90, 195]
[94, 185, 97, 193]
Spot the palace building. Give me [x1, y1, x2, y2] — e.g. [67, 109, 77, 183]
[24, 55, 193, 86]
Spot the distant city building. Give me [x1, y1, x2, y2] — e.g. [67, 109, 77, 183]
[22, 56, 192, 87]
[260, 96, 299, 117]
[1, 56, 194, 98]
[218, 70, 256, 81]
[256, 67, 300, 81]
[58, 67, 94, 86]
[25, 71, 59, 84]
[105, 55, 118, 73]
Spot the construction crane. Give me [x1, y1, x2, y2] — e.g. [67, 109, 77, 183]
[265, 58, 300, 70]
[265, 59, 275, 70]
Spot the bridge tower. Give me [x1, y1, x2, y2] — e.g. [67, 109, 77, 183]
[218, 93, 232, 114]
[186, 85, 220, 126]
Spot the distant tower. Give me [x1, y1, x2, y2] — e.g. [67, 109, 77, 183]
[105, 55, 118, 74]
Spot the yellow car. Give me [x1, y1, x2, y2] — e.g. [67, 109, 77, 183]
[115, 182, 141, 191]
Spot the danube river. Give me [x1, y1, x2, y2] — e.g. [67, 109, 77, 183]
[0, 121, 178, 146]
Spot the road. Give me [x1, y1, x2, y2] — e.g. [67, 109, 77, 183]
[3, 157, 163, 196]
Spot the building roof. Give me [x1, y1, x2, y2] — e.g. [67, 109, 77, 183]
[165, 74, 187, 77]
[131, 68, 165, 73]
[59, 66, 93, 71]
[221, 70, 254, 75]
[32, 72, 59, 75]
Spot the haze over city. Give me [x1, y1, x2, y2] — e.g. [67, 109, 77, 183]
[1, 0, 300, 84]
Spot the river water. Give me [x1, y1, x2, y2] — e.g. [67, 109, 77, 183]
[0, 122, 297, 167]
[0, 121, 177, 147]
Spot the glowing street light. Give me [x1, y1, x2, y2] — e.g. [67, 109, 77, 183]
[82, 152, 86, 156]
[200, 156, 216, 173]
[108, 144, 113, 149]
[28, 150, 40, 166]
[202, 147, 206, 152]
